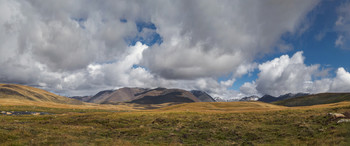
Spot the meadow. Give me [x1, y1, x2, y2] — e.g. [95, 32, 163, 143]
[1, 100, 350, 145]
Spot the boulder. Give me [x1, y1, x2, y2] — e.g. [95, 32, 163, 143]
[337, 119, 350, 124]
[328, 113, 346, 119]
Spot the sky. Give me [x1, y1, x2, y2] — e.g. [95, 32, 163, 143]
[0, 0, 350, 99]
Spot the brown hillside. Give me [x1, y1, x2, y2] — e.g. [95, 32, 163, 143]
[90, 87, 202, 104]
[130, 88, 201, 104]
[0, 84, 82, 105]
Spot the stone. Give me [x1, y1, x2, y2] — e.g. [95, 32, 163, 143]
[337, 119, 350, 124]
[328, 113, 346, 119]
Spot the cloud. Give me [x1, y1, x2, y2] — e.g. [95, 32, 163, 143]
[240, 82, 259, 96]
[142, 0, 320, 79]
[240, 51, 350, 97]
[0, 0, 320, 97]
[254, 51, 319, 96]
[330, 67, 350, 91]
[335, 1, 350, 49]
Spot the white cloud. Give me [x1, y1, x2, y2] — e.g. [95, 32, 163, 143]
[330, 67, 350, 92]
[0, 0, 320, 97]
[335, 2, 350, 49]
[336, 16, 344, 26]
[254, 51, 319, 96]
[142, 0, 320, 79]
[240, 81, 259, 96]
[240, 52, 350, 97]
[335, 35, 344, 47]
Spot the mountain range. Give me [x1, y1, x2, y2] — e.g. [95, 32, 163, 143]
[72, 87, 215, 104]
[2, 83, 350, 108]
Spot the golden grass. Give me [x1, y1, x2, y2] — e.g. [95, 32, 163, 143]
[153, 101, 287, 113]
[0, 84, 81, 104]
[1, 98, 350, 145]
[2, 97, 350, 113]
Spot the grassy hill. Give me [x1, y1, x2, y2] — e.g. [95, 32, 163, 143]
[0, 84, 82, 105]
[274, 93, 350, 107]
[156, 101, 286, 112]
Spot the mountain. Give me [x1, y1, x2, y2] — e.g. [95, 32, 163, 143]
[258, 93, 309, 103]
[130, 88, 200, 104]
[239, 95, 259, 101]
[258, 95, 277, 103]
[274, 93, 350, 107]
[0, 84, 82, 104]
[190, 90, 216, 102]
[85, 87, 211, 104]
[87, 90, 114, 103]
[277, 93, 309, 101]
[70, 96, 92, 102]
[88, 88, 148, 104]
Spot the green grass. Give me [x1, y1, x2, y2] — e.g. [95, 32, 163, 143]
[1, 104, 350, 145]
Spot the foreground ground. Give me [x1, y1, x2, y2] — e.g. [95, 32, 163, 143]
[1, 100, 350, 145]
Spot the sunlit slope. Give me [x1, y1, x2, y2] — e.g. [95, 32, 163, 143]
[0, 84, 82, 104]
[274, 93, 350, 107]
[155, 101, 286, 112]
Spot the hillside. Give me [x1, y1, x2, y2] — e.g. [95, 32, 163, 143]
[0, 84, 82, 105]
[85, 87, 212, 104]
[190, 90, 216, 102]
[258, 93, 309, 103]
[88, 88, 148, 104]
[130, 88, 200, 104]
[274, 93, 350, 106]
[156, 101, 286, 112]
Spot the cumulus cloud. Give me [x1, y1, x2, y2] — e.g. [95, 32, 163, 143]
[0, 0, 321, 97]
[330, 67, 350, 91]
[240, 52, 350, 97]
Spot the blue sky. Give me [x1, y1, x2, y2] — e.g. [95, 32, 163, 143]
[1, 0, 350, 98]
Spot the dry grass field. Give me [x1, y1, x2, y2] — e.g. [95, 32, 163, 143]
[1, 100, 350, 145]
